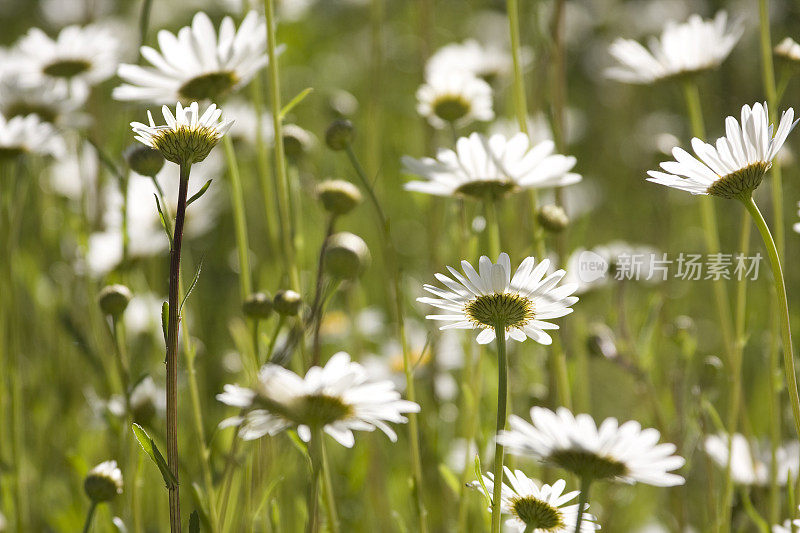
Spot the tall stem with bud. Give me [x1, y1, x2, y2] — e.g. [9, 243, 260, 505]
[490, 320, 508, 533]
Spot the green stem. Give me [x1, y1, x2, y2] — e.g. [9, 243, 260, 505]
[138, 0, 153, 49]
[266, 316, 285, 362]
[82, 502, 98, 533]
[264, 0, 300, 291]
[250, 74, 280, 255]
[484, 198, 501, 258]
[222, 135, 252, 299]
[319, 431, 340, 533]
[573, 477, 591, 533]
[743, 195, 800, 440]
[506, 0, 529, 134]
[490, 321, 508, 533]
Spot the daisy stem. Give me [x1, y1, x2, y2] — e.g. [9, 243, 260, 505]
[490, 320, 508, 533]
[138, 0, 153, 49]
[484, 197, 501, 258]
[250, 74, 280, 256]
[573, 477, 592, 533]
[306, 439, 322, 533]
[319, 432, 340, 533]
[82, 502, 97, 533]
[165, 163, 191, 533]
[310, 216, 337, 367]
[264, 0, 301, 292]
[222, 135, 253, 299]
[742, 195, 800, 441]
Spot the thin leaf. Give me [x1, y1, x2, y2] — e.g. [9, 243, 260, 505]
[180, 257, 204, 313]
[438, 463, 460, 496]
[131, 423, 177, 489]
[186, 179, 212, 207]
[279, 87, 313, 120]
[153, 193, 172, 243]
[161, 302, 169, 345]
[474, 455, 490, 505]
[86, 136, 124, 181]
[189, 511, 200, 533]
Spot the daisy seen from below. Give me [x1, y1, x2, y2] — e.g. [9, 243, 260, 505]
[416, 71, 494, 129]
[606, 11, 742, 84]
[0, 113, 65, 160]
[419, 253, 578, 346]
[402, 132, 581, 201]
[114, 11, 268, 104]
[131, 101, 233, 166]
[704, 433, 799, 486]
[472, 467, 599, 533]
[15, 23, 120, 88]
[217, 351, 420, 448]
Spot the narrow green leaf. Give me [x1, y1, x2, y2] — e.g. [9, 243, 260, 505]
[279, 87, 313, 120]
[161, 302, 169, 345]
[131, 423, 177, 489]
[474, 455, 490, 504]
[189, 511, 200, 533]
[438, 463, 460, 495]
[153, 193, 172, 243]
[180, 257, 204, 313]
[186, 179, 212, 207]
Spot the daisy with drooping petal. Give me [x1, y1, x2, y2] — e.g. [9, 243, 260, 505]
[418, 253, 578, 346]
[131, 101, 233, 166]
[606, 12, 742, 84]
[704, 433, 800, 486]
[217, 351, 419, 448]
[775, 37, 800, 64]
[402, 132, 581, 200]
[15, 23, 120, 88]
[114, 11, 268, 104]
[497, 406, 686, 486]
[416, 71, 494, 129]
[647, 102, 798, 199]
[0, 113, 65, 160]
[472, 467, 599, 533]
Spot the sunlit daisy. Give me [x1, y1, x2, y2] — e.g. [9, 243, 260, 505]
[217, 351, 420, 448]
[402, 132, 581, 200]
[606, 12, 742, 84]
[472, 467, 599, 533]
[497, 407, 685, 486]
[647, 102, 798, 199]
[0, 113, 65, 160]
[425, 39, 516, 83]
[114, 11, 268, 104]
[704, 433, 800, 486]
[418, 253, 578, 345]
[416, 71, 493, 129]
[775, 37, 800, 64]
[15, 23, 120, 88]
[131, 101, 233, 166]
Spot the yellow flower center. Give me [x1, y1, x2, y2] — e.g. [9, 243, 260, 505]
[432, 94, 471, 123]
[178, 71, 238, 101]
[43, 59, 91, 78]
[706, 161, 771, 199]
[465, 293, 534, 329]
[510, 496, 564, 530]
[549, 449, 628, 481]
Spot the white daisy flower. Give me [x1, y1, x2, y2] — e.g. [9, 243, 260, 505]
[402, 132, 581, 200]
[15, 23, 120, 88]
[472, 467, 599, 532]
[704, 433, 800, 487]
[563, 241, 662, 294]
[773, 515, 800, 533]
[425, 39, 517, 83]
[606, 12, 742, 85]
[497, 407, 686, 486]
[416, 71, 494, 129]
[0, 114, 65, 159]
[114, 11, 268, 104]
[775, 37, 800, 63]
[418, 253, 578, 346]
[131, 101, 233, 165]
[217, 351, 420, 448]
[647, 102, 798, 199]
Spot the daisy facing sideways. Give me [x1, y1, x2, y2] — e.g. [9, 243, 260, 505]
[472, 467, 599, 533]
[217, 351, 419, 448]
[419, 253, 578, 346]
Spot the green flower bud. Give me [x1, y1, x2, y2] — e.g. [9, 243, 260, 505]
[84, 460, 123, 502]
[273, 290, 302, 316]
[283, 124, 314, 162]
[124, 143, 165, 178]
[324, 232, 370, 280]
[325, 119, 354, 151]
[316, 180, 362, 215]
[536, 204, 569, 233]
[98, 285, 133, 318]
[242, 292, 274, 319]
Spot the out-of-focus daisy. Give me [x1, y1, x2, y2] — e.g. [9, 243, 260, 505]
[15, 24, 120, 88]
[0, 114, 65, 160]
[564, 242, 662, 294]
[39, 0, 114, 28]
[498, 407, 685, 486]
[425, 39, 516, 83]
[217, 351, 419, 447]
[84, 460, 123, 502]
[115, 11, 267, 104]
[108, 376, 166, 426]
[648, 102, 798, 199]
[222, 99, 274, 144]
[419, 253, 578, 346]
[472, 467, 599, 532]
[402, 133, 581, 200]
[131, 101, 233, 165]
[775, 37, 800, 64]
[606, 12, 742, 85]
[704, 433, 800, 486]
[416, 72, 493, 129]
[773, 515, 800, 533]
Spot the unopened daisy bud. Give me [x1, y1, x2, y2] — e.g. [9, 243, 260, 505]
[586, 323, 617, 359]
[98, 284, 132, 318]
[775, 37, 800, 66]
[327, 90, 358, 118]
[242, 292, 273, 319]
[130, 376, 163, 426]
[273, 290, 302, 316]
[84, 460, 123, 502]
[124, 143, 164, 178]
[536, 204, 569, 233]
[325, 119, 355, 151]
[316, 179, 362, 215]
[282, 124, 314, 162]
[324, 232, 370, 280]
